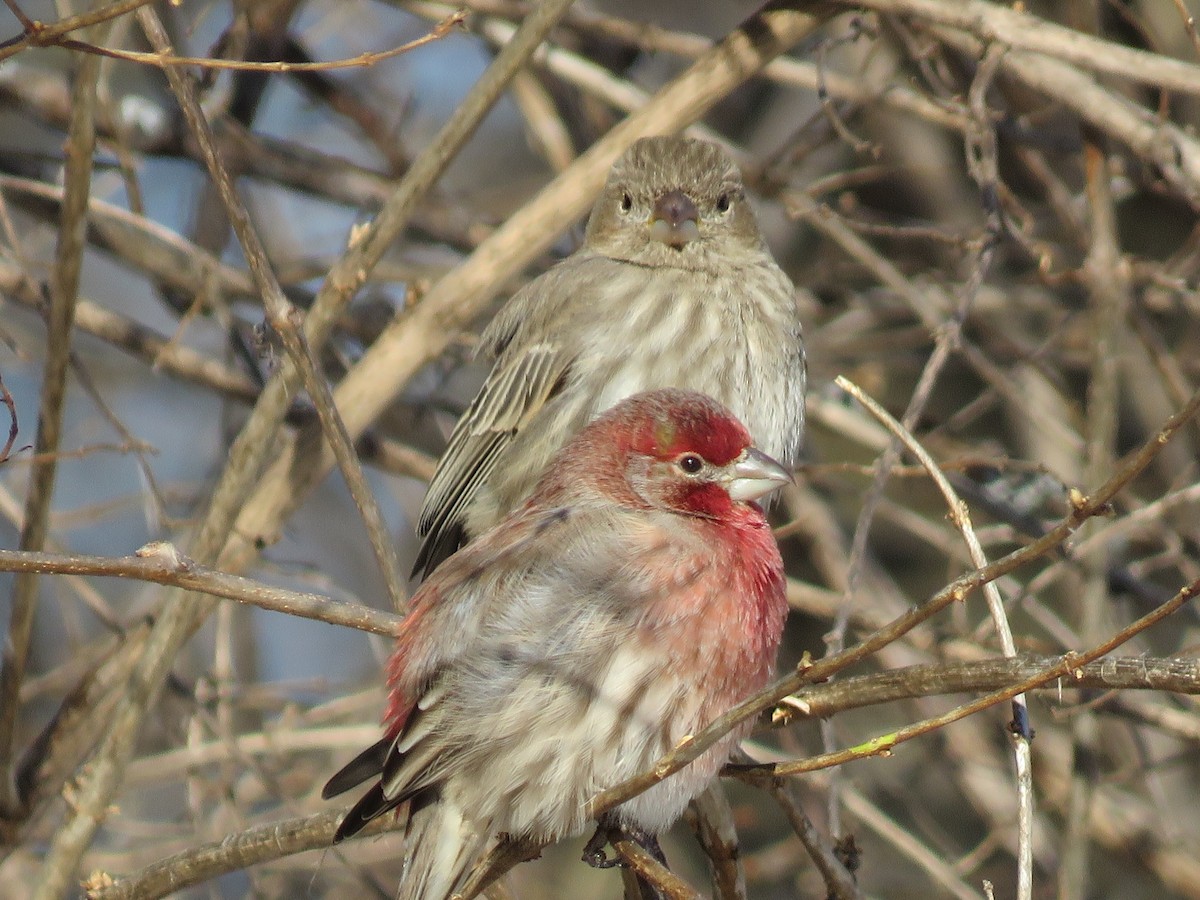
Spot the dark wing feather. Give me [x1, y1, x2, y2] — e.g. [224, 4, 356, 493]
[330, 682, 456, 843]
[378, 705, 452, 803]
[327, 698, 449, 842]
[332, 781, 389, 843]
[322, 736, 390, 800]
[413, 341, 569, 577]
[410, 431, 505, 577]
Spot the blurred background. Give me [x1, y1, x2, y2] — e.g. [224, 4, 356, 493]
[1, 0, 1199, 897]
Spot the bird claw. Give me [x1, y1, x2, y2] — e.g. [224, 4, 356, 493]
[582, 821, 668, 871]
[582, 824, 622, 869]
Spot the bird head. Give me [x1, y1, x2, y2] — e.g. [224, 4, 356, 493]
[559, 389, 792, 522]
[584, 136, 768, 271]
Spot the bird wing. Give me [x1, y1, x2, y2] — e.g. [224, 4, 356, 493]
[412, 259, 596, 578]
[412, 341, 568, 577]
[328, 502, 584, 841]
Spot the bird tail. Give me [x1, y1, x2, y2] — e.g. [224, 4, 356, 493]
[397, 796, 489, 900]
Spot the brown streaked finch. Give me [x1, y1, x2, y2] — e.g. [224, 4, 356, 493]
[412, 134, 806, 577]
[324, 389, 791, 900]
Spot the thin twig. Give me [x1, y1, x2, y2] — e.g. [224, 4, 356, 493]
[0, 274, 260, 402]
[508, 70, 575, 173]
[0, 369, 18, 463]
[839, 365, 1033, 896]
[84, 808, 398, 899]
[1060, 95, 1130, 900]
[0, 545, 400, 635]
[846, 0, 1200, 96]
[136, 7, 410, 612]
[928, 22, 1200, 206]
[737, 574, 1200, 779]
[455, 5, 728, 151]
[610, 836, 704, 900]
[0, 14, 100, 819]
[770, 655, 1200, 723]
[686, 785, 748, 900]
[761, 772, 861, 900]
[820, 48, 1006, 826]
[48, 12, 464, 73]
[838, 786, 981, 900]
[1171, 0, 1200, 55]
[0, 0, 152, 63]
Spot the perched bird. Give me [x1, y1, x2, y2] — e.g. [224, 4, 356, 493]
[413, 134, 806, 577]
[325, 389, 791, 900]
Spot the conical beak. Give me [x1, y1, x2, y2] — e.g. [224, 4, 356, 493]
[649, 189, 700, 247]
[727, 447, 793, 502]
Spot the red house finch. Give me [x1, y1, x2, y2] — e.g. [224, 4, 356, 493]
[413, 135, 805, 576]
[325, 389, 790, 900]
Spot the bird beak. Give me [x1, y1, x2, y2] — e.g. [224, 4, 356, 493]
[649, 189, 700, 248]
[727, 447, 793, 502]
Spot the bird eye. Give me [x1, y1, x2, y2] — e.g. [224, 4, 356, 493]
[715, 193, 732, 213]
[619, 192, 633, 213]
[677, 454, 704, 474]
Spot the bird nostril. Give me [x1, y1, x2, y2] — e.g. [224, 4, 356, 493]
[653, 190, 698, 226]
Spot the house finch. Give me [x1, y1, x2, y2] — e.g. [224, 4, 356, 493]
[324, 389, 790, 900]
[413, 134, 805, 577]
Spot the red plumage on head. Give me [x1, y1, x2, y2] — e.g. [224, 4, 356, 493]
[622, 392, 751, 467]
[533, 389, 758, 511]
[603, 389, 751, 466]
